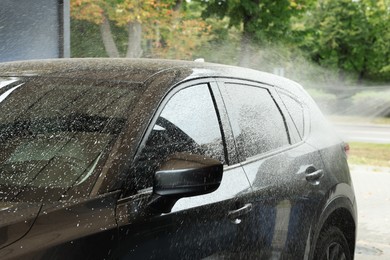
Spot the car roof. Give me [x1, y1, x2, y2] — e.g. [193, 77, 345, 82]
[0, 58, 304, 92]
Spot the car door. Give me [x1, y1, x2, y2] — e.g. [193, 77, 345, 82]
[216, 80, 327, 259]
[115, 81, 254, 259]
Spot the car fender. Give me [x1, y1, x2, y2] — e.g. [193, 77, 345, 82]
[307, 182, 357, 260]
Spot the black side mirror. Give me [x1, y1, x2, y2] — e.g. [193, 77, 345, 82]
[148, 153, 223, 213]
[154, 152, 223, 197]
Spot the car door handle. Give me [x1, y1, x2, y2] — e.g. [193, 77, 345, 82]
[305, 167, 324, 182]
[228, 203, 252, 224]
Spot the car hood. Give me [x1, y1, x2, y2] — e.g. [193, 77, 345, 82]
[0, 201, 42, 249]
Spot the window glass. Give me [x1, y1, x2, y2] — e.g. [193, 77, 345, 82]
[279, 92, 305, 139]
[132, 84, 225, 191]
[0, 78, 138, 202]
[220, 83, 289, 159]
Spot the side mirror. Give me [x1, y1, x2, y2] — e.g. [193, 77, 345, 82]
[154, 153, 223, 197]
[148, 153, 223, 213]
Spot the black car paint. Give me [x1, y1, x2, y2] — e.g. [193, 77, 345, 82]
[0, 58, 356, 259]
[0, 191, 119, 259]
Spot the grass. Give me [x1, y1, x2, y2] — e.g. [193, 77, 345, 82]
[348, 142, 390, 168]
[372, 117, 390, 125]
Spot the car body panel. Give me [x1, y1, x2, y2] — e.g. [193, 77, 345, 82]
[115, 165, 253, 259]
[0, 202, 41, 249]
[0, 191, 119, 259]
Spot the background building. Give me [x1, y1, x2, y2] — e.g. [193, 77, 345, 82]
[0, 0, 70, 62]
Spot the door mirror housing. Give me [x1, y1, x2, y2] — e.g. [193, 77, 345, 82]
[154, 153, 223, 197]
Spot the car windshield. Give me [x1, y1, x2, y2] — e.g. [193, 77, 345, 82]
[0, 77, 140, 202]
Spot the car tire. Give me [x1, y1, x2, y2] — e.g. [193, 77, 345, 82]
[314, 226, 351, 260]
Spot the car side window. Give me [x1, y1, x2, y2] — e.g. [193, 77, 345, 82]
[219, 83, 289, 160]
[278, 92, 305, 140]
[131, 84, 226, 192]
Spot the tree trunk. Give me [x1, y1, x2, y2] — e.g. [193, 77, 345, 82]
[239, 32, 253, 67]
[238, 0, 260, 67]
[99, 15, 120, 58]
[174, 0, 183, 11]
[126, 21, 143, 58]
[358, 63, 367, 84]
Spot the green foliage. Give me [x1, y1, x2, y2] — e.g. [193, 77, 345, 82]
[197, 0, 312, 44]
[71, 20, 107, 57]
[71, 19, 129, 57]
[70, 0, 389, 83]
[192, 17, 242, 64]
[295, 0, 390, 82]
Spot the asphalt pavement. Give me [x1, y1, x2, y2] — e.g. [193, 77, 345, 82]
[351, 165, 390, 259]
[333, 123, 390, 144]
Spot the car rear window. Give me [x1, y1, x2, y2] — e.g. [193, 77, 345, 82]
[278, 91, 305, 139]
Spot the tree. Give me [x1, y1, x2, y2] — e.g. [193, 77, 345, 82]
[71, 0, 120, 57]
[360, 0, 390, 81]
[296, 0, 390, 82]
[71, 0, 167, 57]
[70, 0, 212, 59]
[196, 0, 313, 65]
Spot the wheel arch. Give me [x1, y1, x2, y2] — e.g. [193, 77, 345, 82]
[309, 195, 357, 259]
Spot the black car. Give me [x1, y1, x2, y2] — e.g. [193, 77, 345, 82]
[0, 59, 356, 260]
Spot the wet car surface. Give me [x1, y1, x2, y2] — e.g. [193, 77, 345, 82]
[0, 58, 356, 259]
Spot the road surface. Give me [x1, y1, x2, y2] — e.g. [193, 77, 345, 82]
[351, 165, 390, 259]
[333, 123, 390, 144]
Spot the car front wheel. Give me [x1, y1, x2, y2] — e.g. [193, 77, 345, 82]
[314, 226, 352, 260]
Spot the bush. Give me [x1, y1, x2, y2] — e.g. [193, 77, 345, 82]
[351, 91, 390, 117]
